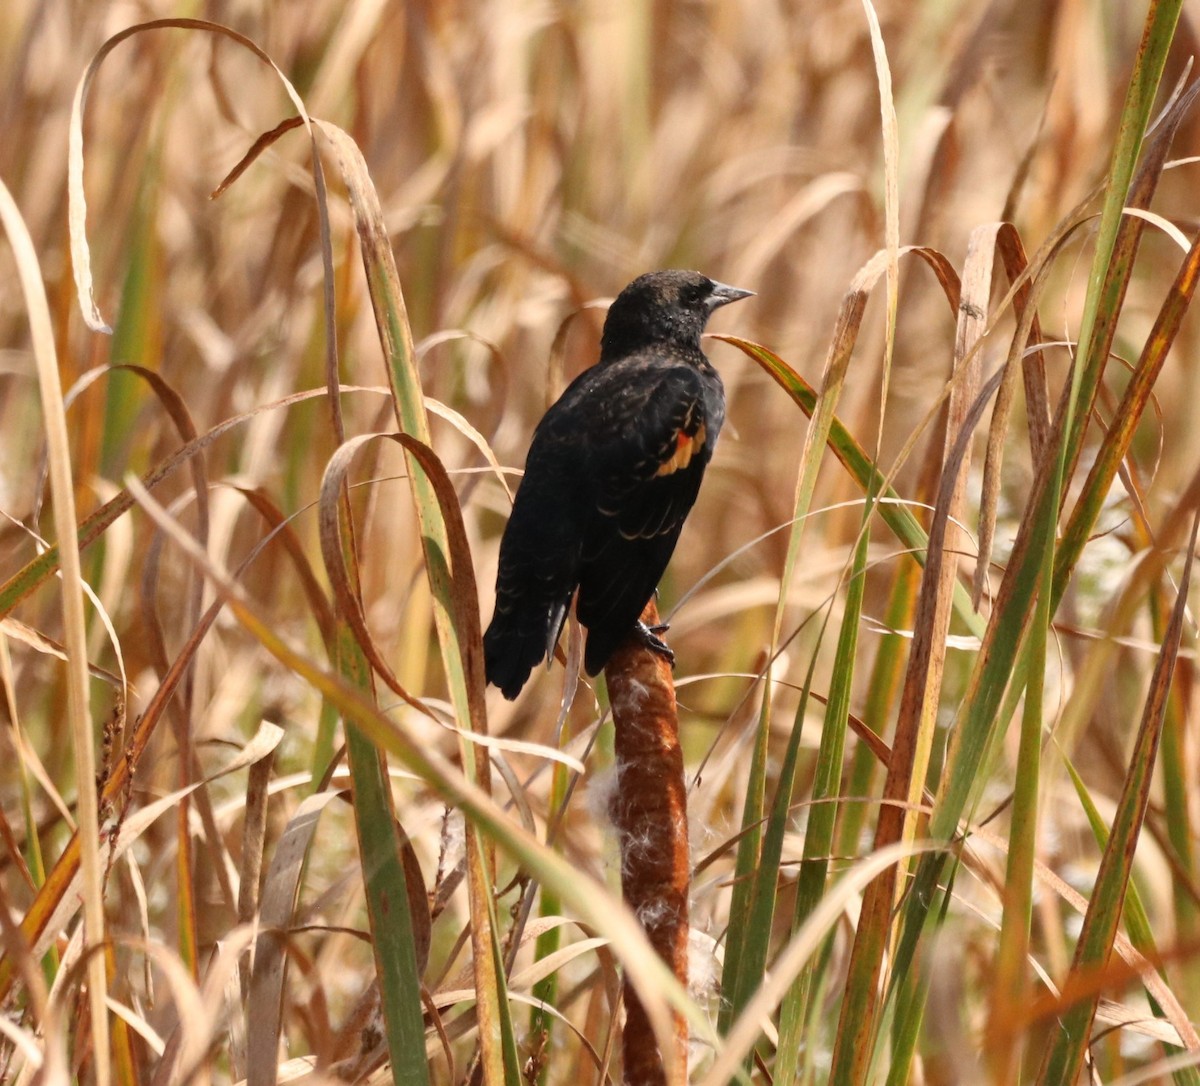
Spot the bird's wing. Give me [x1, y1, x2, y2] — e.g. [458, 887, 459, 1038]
[590, 365, 714, 542]
[575, 365, 716, 660]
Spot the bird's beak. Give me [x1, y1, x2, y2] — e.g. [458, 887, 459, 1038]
[706, 281, 756, 311]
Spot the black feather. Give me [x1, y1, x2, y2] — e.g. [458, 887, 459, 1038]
[483, 269, 752, 699]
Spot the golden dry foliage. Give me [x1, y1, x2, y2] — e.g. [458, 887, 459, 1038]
[1, 2, 1199, 1084]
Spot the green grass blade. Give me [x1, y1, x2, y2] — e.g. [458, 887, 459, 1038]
[1062, 755, 1200, 1086]
[775, 505, 871, 1086]
[714, 336, 985, 641]
[981, 548, 1047, 1082]
[340, 638, 432, 1084]
[891, 0, 1186, 1019]
[1060, 0, 1185, 477]
[1037, 511, 1198, 1084]
[318, 123, 518, 1083]
[726, 668, 813, 1065]
[125, 468, 710, 1063]
[717, 685, 771, 1036]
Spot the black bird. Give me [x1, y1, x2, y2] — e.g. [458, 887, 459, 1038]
[483, 270, 753, 700]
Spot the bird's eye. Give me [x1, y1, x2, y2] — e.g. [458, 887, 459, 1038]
[684, 282, 709, 305]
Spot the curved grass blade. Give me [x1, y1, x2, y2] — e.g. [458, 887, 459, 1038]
[69, 18, 315, 334]
[316, 120, 517, 1084]
[714, 335, 985, 643]
[245, 790, 339, 1086]
[124, 468, 714, 1068]
[0, 471, 333, 1003]
[0, 386, 332, 624]
[885, 12, 1190, 1079]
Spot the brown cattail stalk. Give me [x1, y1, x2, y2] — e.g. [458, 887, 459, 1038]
[604, 599, 689, 1086]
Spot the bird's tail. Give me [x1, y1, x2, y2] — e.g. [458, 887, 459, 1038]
[483, 598, 569, 700]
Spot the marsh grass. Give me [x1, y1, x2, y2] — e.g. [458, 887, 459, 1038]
[1, 2, 1200, 1083]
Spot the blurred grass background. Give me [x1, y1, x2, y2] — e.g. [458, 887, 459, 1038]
[2, 1, 1200, 1083]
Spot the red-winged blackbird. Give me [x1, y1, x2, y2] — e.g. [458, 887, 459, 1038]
[483, 270, 753, 700]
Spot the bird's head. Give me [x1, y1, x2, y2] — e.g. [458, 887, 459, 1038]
[599, 270, 754, 359]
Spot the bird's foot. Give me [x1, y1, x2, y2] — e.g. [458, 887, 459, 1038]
[635, 620, 675, 668]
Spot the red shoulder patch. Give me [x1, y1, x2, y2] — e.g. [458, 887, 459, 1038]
[655, 423, 707, 477]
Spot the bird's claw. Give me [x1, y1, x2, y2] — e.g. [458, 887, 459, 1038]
[635, 619, 675, 668]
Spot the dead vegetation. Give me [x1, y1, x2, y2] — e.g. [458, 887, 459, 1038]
[1, 2, 1199, 1083]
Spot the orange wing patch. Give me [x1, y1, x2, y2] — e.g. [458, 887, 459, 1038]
[655, 423, 707, 477]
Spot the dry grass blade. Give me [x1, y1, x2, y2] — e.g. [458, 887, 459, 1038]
[318, 434, 439, 719]
[228, 486, 338, 652]
[831, 365, 1004, 1084]
[0, 618, 123, 688]
[210, 116, 306, 199]
[238, 736, 276, 930]
[121, 468, 710, 1064]
[974, 223, 1051, 607]
[0, 177, 109, 1086]
[97, 362, 211, 552]
[6, 4, 1200, 1081]
[68, 18, 313, 332]
[860, 0, 901, 452]
[1108, 1051, 1200, 1086]
[1122, 207, 1192, 251]
[375, 434, 488, 726]
[894, 221, 995, 847]
[0, 387, 332, 622]
[129, 358, 220, 973]
[427, 397, 516, 504]
[246, 789, 341, 1086]
[0, 808, 35, 902]
[771, 242, 960, 650]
